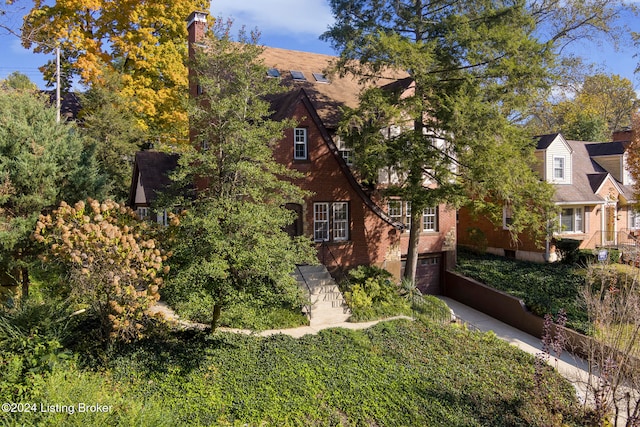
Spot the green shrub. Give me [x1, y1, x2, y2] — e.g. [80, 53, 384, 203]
[341, 265, 410, 321]
[555, 238, 581, 264]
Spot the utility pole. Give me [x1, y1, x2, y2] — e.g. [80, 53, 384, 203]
[56, 45, 60, 123]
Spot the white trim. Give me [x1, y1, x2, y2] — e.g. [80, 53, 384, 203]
[553, 156, 565, 180]
[592, 173, 626, 200]
[313, 203, 329, 242]
[293, 128, 308, 160]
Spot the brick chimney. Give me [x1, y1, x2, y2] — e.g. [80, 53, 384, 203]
[186, 11, 208, 99]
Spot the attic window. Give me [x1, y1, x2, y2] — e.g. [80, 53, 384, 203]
[267, 68, 280, 78]
[312, 72, 329, 83]
[290, 70, 306, 81]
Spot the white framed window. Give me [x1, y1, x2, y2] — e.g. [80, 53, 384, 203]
[314, 202, 350, 242]
[560, 207, 583, 233]
[157, 209, 169, 226]
[314, 203, 329, 241]
[630, 208, 640, 229]
[335, 137, 353, 165]
[553, 156, 565, 180]
[332, 202, 349, 241]
[387, 200, 437, 232]
[388, 201, 402, 221]
[502, 205, 513, 230]
[422, 207, 438, 232]
[294, 128, 307, 160]
[387, 200, 411, 230]
[136, 207, 149, 220]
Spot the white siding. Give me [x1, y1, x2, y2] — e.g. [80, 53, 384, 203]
[134, 175, 146, 205]
[623, 151, 635, 187]
[545, 136, 572, 184]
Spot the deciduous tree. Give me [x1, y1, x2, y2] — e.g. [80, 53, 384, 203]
[528, 74, 637, 140]
[21, 0, 209, 143]
[78, 70, 148, 201]
[164, 21, 315, 331]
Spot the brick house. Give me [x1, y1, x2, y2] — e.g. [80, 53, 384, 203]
[458, 132, 637, 262]
[128, 12, 457, 293]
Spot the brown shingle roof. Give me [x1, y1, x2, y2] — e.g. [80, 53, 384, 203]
[259, 46, 408, 129]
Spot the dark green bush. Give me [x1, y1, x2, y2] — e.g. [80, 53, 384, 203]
[555, 238, 581, 264]
[340, 265, 410, 321]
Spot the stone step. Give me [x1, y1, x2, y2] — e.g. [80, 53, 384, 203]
[295, 264, 329, 275]
[292, 264, 351, 326]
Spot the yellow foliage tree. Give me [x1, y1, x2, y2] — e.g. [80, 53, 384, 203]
[22, 0, 209, 144]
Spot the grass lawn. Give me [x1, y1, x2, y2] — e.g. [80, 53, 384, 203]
[3, 319, 586, 426]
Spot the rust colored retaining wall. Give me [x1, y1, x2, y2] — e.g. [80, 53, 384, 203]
[443, 270, 610, 363]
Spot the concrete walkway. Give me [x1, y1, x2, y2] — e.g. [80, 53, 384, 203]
[439, 296, 640, 426]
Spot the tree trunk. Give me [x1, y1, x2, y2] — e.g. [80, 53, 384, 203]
[403, 208, 422, 284]
[211, 303, 222, 332]
[20, 267, 29, 300]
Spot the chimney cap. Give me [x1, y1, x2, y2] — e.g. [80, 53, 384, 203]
[186, 11, 208, 28]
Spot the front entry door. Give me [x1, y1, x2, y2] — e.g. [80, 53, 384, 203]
[605, 205, 616, 245]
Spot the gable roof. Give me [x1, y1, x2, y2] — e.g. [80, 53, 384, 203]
[535, 133, 572, 152]
[260, 46, 409, 129]
[128, 151, 179, 207]
[552, 140, 632, 204]
[290, 88, 403, 230]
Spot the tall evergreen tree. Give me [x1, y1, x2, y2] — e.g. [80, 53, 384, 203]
[0, 88, 105, 297]
[324, 0, 556, 282]
[165, 21, 315, 330]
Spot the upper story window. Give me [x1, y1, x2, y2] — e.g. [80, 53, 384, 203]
[387, 200, 438, 232]
[553, 156, 565, 180]
[335, 137, 353, 166]
[294, 128, 308, 160]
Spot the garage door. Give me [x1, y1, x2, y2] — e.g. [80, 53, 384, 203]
[401, 253, 442, 295]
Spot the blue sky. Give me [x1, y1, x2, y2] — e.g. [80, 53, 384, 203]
[0, 0, 638, 92]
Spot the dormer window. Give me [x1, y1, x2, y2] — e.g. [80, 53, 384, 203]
[553, 156, 565, 180]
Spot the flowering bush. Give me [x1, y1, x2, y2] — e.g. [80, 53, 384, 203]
[34, 199, 168, 342]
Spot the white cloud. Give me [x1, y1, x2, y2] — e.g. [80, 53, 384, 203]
[210, 0, 334, 36]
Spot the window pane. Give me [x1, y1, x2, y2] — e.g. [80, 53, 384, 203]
[294, 128, 307, 159]
[388, 201, 402, 219]
[561, 208, 574, 231]
[423, 207, 437, 231]
[333, 202, 348, 241]
[314, 203, 329, 241]
[575, 208, 582, 232]
[554, 157, 564, 179]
